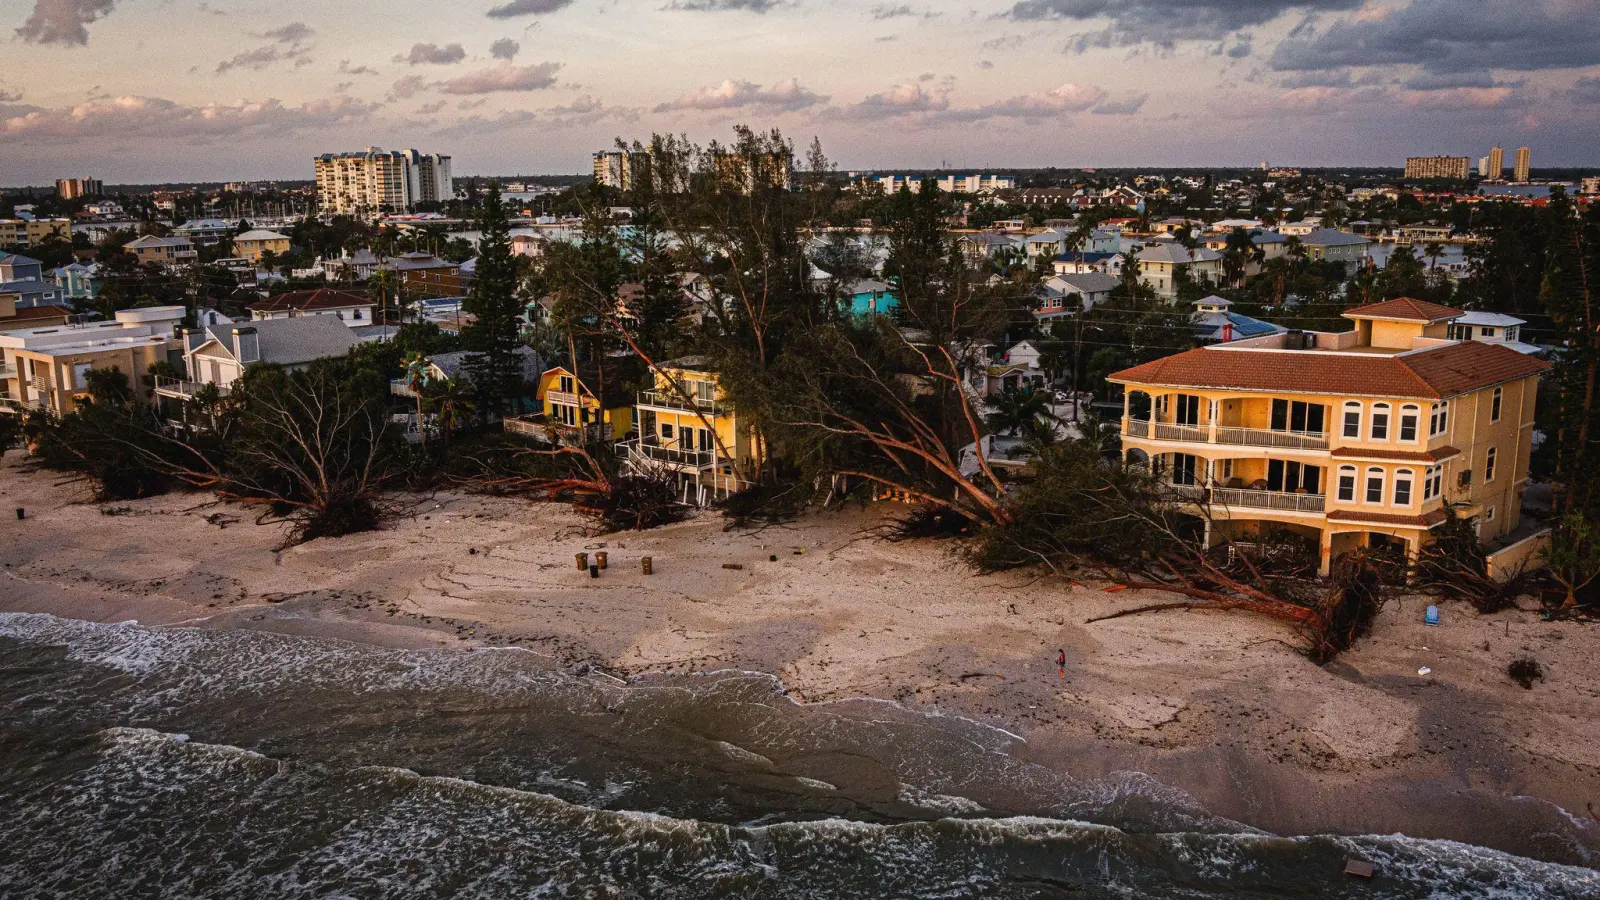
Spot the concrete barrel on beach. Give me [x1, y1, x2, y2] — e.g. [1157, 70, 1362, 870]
[595, 551, 608, 570]
[642, 556, 653, 575]
[576, 552, 588, 570]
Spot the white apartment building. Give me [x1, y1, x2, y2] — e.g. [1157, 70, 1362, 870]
[314, 147, 453, 217]
[937, 174, 1017, 194]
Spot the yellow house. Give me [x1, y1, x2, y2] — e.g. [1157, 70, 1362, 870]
[1109, 298, 1548, 574]
[233, 230, 292, 264]
[624, 355, 762, 498]
[525, 362, 636, 446]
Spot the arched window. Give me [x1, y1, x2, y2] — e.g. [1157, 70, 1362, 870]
[1485, 446, 1498, 483]
[1365, 467, 1385, 504]
[1342, 401, 1362, 439]
[1337, 465, 1357, 502]
[1399, 405, 1420, 442]
[1370, 403, 1390, 441]
[1394, 469, 1414, 506]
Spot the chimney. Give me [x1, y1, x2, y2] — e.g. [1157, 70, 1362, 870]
[183, 327, 204, 354]
[231, 326, 259, 364]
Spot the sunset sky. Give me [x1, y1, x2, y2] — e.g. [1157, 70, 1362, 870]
[2, 0, 1597, 183]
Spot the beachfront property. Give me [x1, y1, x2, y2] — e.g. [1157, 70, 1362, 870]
[1, 252, 66, 308]
[514, 362, 639, 446]
[0, 306, 186, 416]
[622, 355, 762, 499]
[1109, 298, 1548, 575]
[1035, 271, 1119, 320]
[155, 316, 364, 404]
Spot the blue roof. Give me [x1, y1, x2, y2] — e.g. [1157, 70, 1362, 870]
[1196, 311, 1281, 340]
[0, 252, 43, 266]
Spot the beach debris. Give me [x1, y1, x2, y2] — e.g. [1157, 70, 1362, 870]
[469, 548, 477, 555]
[1106, 584, 1130, 593]
[1343, 859, 1375, 879]
[1424, 605, 1440, 626]
[722, 563, 744, 570]
[770, 554, 778, 562]
[596, 551, 608, 570]
[1417, 666, 1432, 676]
[15, 508, 23, 520]
[589, 564, 599, 579]
[642, 556, 653, 575]
[959, 672, 1005, 681]
[576, 552, 588, 571]
[1508, 656, 1544, 689]
[204, 512, 238, 528]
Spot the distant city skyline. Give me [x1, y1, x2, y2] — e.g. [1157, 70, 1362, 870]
[2, 0, 1597, 183]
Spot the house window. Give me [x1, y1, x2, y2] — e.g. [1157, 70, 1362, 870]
[1491, 387, 1502, 423]
[1175, 394, 1201, 426]
[1430, 400, 1449, 436]
[1343, 402, 1362, 438]
[1337, 466, 1357, 502]
[1171, 453, 1199, 486]
[1486, 506, 1496, 523]
[1394, 470, 1413, 506]
[698, 429, 713, 452]
[1370, 403, 1390, 441]
[1481, 326, 1495, 337]
[559, 375, 574, 394]
[1272, 399, 1326, 434]
[661, 423, 674, 439]
[1400, 405, 1419, 442]
[1267, 459, 1320, 494]
[353, 308, 364, 321]
[1365, 468, 1384, 504]
[1485, 446, 1497, 483]
[1422, 466, 1437, 500]
[1507, 327, 1519, 342]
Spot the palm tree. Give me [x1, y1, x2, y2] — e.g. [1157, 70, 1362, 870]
[424, 376, 476, 443]
[1423, 240, 1445, 270]
[984, 386, 1053, 437]
[1221, 227, 1255, 288]
[403, 351, 430, 450]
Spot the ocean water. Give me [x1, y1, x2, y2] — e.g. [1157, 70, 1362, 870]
[0, 613, 1595, 899]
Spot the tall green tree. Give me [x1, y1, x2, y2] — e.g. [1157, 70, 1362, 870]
[461, 184, 527, 416]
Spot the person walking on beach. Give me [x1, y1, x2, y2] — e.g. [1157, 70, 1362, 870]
[1056, 649, 1066, 679]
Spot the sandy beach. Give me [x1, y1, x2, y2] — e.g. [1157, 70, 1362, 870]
[2, 453, 1598, 867]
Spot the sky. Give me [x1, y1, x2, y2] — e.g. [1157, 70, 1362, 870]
[1, 0, 1598, 183]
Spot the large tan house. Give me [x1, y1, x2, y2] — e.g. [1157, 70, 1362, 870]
[0, 306, 185, 416]
[1109, 298, 1548, 574]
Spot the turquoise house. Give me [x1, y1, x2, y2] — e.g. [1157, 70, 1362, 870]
[841, 278, 900, 316]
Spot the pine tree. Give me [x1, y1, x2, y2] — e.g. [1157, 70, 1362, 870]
[462, 184, 526, 416]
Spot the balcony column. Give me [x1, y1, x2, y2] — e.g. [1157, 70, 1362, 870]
[1121, 391, 1129, 431]
[1207, 399, 1219, 444]
[1318, 529, 1334, 577]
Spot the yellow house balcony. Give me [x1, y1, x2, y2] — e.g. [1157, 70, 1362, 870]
[1124, 417, 1330, 451]
[637, 389, 727, 418]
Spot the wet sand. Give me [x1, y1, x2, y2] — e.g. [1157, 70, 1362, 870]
[2, 455, 1597, 866]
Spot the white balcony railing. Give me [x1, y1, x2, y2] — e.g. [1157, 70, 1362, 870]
[637, 390, 725, 417]
[621, 437, 725, 470]
[1211, 487, 1326, 514]
[153, 376, 229, 399]
[1125, 419, 1329, 451]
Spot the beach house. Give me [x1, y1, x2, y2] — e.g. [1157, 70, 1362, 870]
[1109, 298, 1547, 574]
[622, 355, 762, 499]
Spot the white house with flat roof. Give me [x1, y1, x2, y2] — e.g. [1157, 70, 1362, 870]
[1447, 311, 1542, 355]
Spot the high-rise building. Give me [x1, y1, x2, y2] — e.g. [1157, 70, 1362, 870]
[591, 150, 655, 191]
[1477, 156, 1491, 177]
[1404, 156, 1471, 180]
[1487, 146, 1504, 180]
[313, 147, 453, 217]
[1581, 176, 1600, 196]
[55, 177, 103, 199]
[1513, 147, 1531, 182]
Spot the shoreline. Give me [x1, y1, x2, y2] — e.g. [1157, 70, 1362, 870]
[3, 455, 1599, 867]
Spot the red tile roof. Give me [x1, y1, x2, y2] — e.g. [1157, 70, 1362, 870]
[5, 304, 71, 322]
[248, 289, 370, 313]
[1109, 340, 1547, 400]
[1330, 446, 1460, 463]
[1327, 508, 1450, 528]
[1342, 297, 1462, 323]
